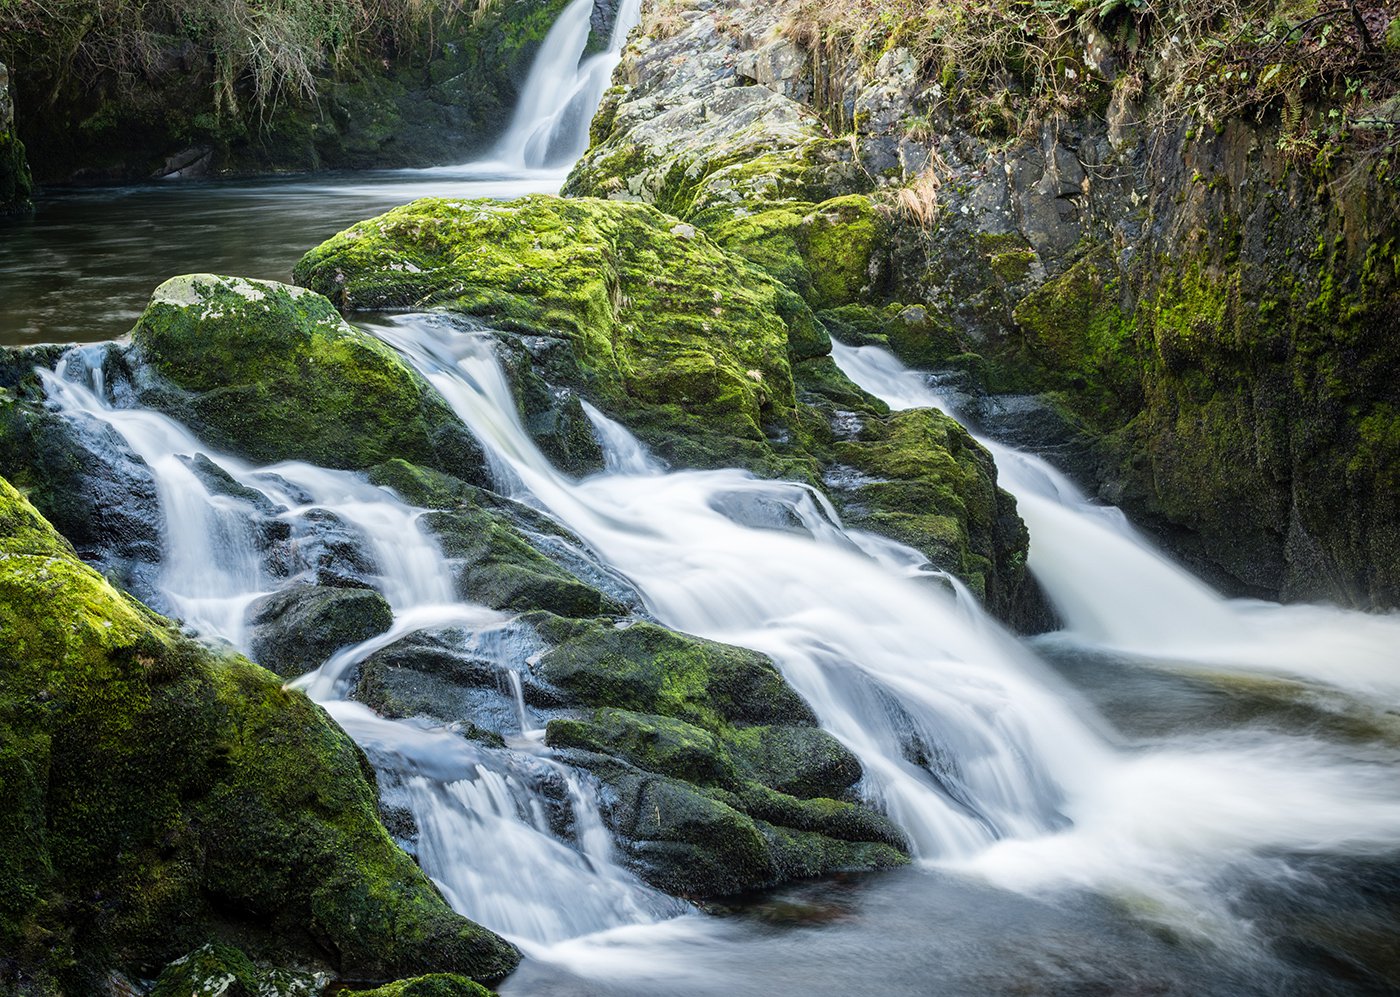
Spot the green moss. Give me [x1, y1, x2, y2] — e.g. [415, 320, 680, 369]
[295, 196, 810, 474]
[548, 709, 738, 787]
[0, 477, 519, 988]
[149, 944, 260, 997]
[529, 611, 910, 896]
[0, 131, 33, 214]
[424, 507, 615, 618]
[294, 196, 1031, 618]
[344, 974, 495, 997]
[1008, 251, 1139, 412]
[707, 195, 885, 310]
[532, 614, 814, 731]
[132, 275, 485, 480]
[989, 249, 1037, 284]
[247, 584, 395, 679]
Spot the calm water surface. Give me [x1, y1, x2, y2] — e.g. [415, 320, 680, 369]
[0, 164, 564, 345]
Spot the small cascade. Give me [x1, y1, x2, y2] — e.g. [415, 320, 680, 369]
[829, 340, 1400, 699]
[494, 0, 644, 169]
[370, 313, 1400, 946]
[33, 315, 1400, 965]
[40, 346, 680, 948]
[373, 314, 1109, 858]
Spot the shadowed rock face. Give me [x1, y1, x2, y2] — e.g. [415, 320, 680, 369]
[4, 0, 583, 184]
[0, 61, 32, 215]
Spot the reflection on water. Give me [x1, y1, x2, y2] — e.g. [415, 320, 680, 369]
[0, 162, 566, 345]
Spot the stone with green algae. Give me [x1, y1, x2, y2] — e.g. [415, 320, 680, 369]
[294, 195, 820, 476]
[129, 274, 486, 481]
[0, 476, 519, 991]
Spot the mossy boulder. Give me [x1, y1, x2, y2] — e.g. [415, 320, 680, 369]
[531, 614, 909, 895]
[363, 458, 620, 617]
[530, 614, 816, 730]
[294, 196, 817, 475]
[0, 477, 518, 990]
[246, 584, 395, 678]
[832, 406, 1029, 608]
[149, 944, 260, 997]
[423, 508, 614, 618]
[706, 194, 887, 311]
[130, 275, 487, 482]
[344, 973, 494, 997]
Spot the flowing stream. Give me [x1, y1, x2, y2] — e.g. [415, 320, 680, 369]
[34, 314, 1400, 994]
[6, 0, 1400, 991]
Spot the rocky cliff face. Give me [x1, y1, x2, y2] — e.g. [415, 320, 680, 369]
[568, 0, 1400, 609]
[0, 61, 32, 213]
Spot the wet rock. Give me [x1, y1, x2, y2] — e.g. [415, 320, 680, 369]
[352, 623, 555, 738]
[342, 975, 493, 997]
[0, 62, 32, 215]
[0, 372, 164, 591]
[129, 275, 488, 482]
[246, 584, 394, 678]
[0, 476, 520, 989]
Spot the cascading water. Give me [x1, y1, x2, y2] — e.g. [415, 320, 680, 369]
[39, 350, 682, 951]
[369, 314, 1112, 858]
[368, 313, 1400, 955]
[494, 0, 644, 169]
[32, 312, 1400, 988]
[829, 339, 1400, 701]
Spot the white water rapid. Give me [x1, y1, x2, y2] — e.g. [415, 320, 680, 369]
[40, 348, 683, 951]
[375, 313, 1400, 951]
[829, 340, 1400, 702]
[34, 310, 1400, 987]
[495, 0, 643, 169]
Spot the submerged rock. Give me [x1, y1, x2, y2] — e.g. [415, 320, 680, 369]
[129, 275, 488, 482]
[0, 477, 519, 991]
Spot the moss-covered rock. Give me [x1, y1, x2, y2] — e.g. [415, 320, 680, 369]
[246, 584, 395, 678]
[0, 62, 31, 215]
[424, 508, 614, 618]
[531, 614, 816, 730]
[0, 476, 518, 990]
[294, 196, 1035, 622]
[706, 194, 887, 310]
[344, 974, 494, 997]
[530, 614, 909, 895]
[129, 275, 486, 481]
[149, 945, 254, 997]
[295, 196, 814, 476]
[832, 406, 1028, 608]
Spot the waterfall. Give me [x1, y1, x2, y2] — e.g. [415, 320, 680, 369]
[494, 0, 644, 169]
[368, 314, 1110, 858]
[366, 314, 1400, 945]
[35, 318, 1400, 968]
[39, 350, 682, 951]
[828, 340, 1400, 701]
